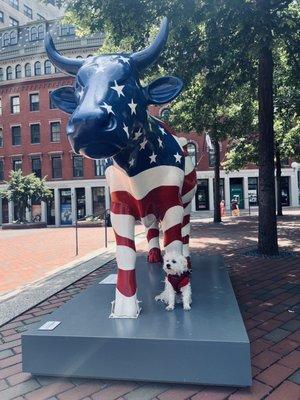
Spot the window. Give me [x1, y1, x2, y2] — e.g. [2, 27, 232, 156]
[52, 156, 62, 179]
[37, 13, 45, 20]
[12, 126, 21, 145]
[32, 158, 41, 178]
[25, 63, 31, 77]
[44, 60, 51, 74]
[160, 108, 170, 121]
[60, 25, 75, 36]
[94, 159, 106, 176]
[15, 64, 21, 79]
[0, 127, 3, 147]
[9, 0, 19, 10]
[50, 122, 60, 142]
[13, 159, 22, 171]
[0, 68, 3, 81]
[73, 156, 83, 177]
[0, 160, 4, 181]
[37, 24, 44, 39]
[3, 33, 9, 46]
[29, 93, 39, 111]
[187, 142, 197, 166]
[34, 61, 41, 76]
[6, 66, 12, 80]
[248, 177, 258, 206]
[9, 17, 18, 26]
[10, 30, 18, 45]
[0, 11, 4, 23]
[30, 124, 40, 144]
[30, 26, 37, 41]
[49, 91, 57, 109]
[92, 187, 105, 215]
[208, 147, 216, 167]
[10, 96, 20, 113]
[23, 4, 32, 19]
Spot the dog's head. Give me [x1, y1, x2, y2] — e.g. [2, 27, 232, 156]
[163, 252, 188, 275]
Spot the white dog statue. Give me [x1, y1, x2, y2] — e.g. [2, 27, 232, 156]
[155, 252, 192, 311]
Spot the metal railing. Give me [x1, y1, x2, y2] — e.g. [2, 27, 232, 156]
[74, 209, 111, 256]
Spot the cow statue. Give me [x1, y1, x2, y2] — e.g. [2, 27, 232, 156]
[45, 18, 197, 318]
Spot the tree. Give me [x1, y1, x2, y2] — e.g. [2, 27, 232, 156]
[64, 0, 299, 254]
[0, 171, 53, 223]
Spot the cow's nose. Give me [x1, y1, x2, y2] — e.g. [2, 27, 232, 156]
[166, 263, 171, 269]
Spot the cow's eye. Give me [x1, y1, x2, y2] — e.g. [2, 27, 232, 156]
[172, 260, 176, 263]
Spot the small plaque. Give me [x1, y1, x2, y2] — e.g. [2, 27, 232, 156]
[99, 274, 117, 284]
[39, 321, 61, 331]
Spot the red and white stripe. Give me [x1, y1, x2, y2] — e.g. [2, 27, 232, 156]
[107, 145, 196, 318]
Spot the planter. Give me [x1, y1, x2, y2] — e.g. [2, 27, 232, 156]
[2, 222, 47, 230]
[76, 220, 104, 228]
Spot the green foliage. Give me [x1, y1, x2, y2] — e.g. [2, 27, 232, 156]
[0, 170, 53, 223]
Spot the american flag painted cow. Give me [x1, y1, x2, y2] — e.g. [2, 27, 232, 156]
[45, 18, 197, 318]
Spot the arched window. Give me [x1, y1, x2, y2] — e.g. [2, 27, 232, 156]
[187, 142, 197, 166]
[87, 54, 93, 58]
[37, 24, 44, 39]
[34, 61, 41, 76]
[76, 55, 83, 59]
[3, 32, 9, 46]
[6, 66, 13, 80]
[30, 26, 37, 41]
[25, 63, 31, 77]
[10, 30, 18, 45]
[15, 64, 22, 79]
[160, 107, 170, 121]
[44, 60, 52, 74]
[0, 68, 3, 81]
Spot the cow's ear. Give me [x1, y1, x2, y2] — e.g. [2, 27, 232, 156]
[50, 86, 77, 114]
[145, 76, 183, 105]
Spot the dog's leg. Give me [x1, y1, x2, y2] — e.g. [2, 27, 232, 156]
[155, 278, 169, 303]
[165, 280, 176, 311]
[181, 283, 192, 310]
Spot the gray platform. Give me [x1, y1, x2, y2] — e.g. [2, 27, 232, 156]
[22, 255, 251, 386]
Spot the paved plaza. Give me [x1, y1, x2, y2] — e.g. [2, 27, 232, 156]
[0, 225, 145, 299]
[0, 212, 299, 399]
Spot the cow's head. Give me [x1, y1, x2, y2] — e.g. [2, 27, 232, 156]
[45, 18, 183, 159]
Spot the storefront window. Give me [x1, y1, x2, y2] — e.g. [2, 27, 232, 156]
[196, 179, 209, 210]
[76, 188, 86, 219]
[92, 187, 105, 216]
[248, 177, 258, 206]
[60, 189, 72, 225]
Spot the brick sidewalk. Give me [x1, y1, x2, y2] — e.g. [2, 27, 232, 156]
[0, 213, 299, 400]
[0, 225, 144, 297]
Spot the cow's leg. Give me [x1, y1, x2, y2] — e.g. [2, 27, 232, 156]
[162, 205, 184, 255]
[146, 219, 162, 263]
[182, 202, 192, 268]
[110, 211, 140, 318]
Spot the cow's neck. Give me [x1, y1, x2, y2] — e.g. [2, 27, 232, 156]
[112, 115, 171, 175]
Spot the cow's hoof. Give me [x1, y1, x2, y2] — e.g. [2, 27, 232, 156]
[166, 305, 174, 311]
[147, 248, 163, 263]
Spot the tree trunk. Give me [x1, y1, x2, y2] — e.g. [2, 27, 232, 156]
[213, 138, 221, 223]
[275, 146, 283, 217]
[257, 0, 278, 255]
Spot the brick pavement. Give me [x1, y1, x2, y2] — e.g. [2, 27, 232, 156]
[0, 225, 144, 297]
[0, 213, 299, 400]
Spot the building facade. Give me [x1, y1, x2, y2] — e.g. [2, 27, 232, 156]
[0, 20, 110, 226]
[0, 21, 299, 226]
[0, 0, 63, 28]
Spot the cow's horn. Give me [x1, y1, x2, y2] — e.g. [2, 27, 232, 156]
[44, 32, 84, 76]
[130, 17, 169, 72]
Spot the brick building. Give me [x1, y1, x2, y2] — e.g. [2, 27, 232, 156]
[0, 20, 299, 226]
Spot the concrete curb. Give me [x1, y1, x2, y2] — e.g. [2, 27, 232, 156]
[0, 233, 146, 327]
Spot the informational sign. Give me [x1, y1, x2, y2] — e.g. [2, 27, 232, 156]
[99, 274, 117, 284]
[39, 321, 61, 331]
